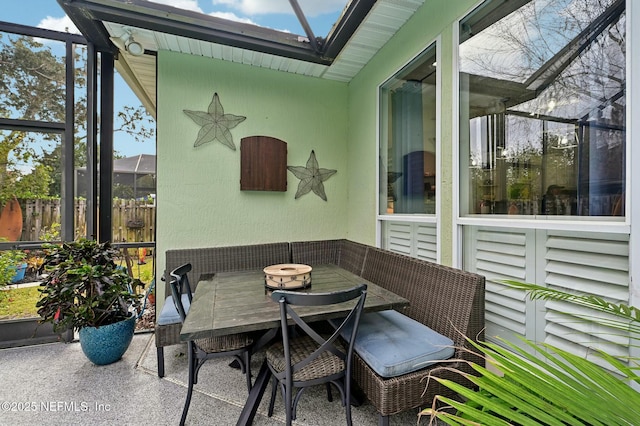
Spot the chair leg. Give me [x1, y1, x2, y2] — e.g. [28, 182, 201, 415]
[180, 344, 196, 426]
[378, 414, 390, 426]
[284, 379, 293, 426]
[326, 382, 333, 402]
[243, 350, 252, 392]
[157, 347, 165, 377]
[292, 388, 307, 421]
[267, 376, 278, 417]
[344, 378, 352, 426]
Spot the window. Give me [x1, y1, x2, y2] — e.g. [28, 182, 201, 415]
[459, 0, 625, 218]
[379, 44, 437, 215]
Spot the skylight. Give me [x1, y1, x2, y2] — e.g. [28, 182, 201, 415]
[146, 0, 350, 40]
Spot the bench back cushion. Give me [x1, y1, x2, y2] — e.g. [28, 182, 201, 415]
[165, 242, 291, 294]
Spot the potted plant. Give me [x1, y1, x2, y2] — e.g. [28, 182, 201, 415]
[36, 239, 143, 365]
[0, 245, 27, 286]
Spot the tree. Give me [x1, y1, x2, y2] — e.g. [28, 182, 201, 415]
[0, 33, 154, 203]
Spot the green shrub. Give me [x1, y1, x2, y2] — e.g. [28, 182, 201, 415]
[0, 247, 27, 286]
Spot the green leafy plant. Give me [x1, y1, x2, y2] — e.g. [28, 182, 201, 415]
[0, 246, 27, 286]
[423, 281, 640, 426]
[36, 239, 143, 332]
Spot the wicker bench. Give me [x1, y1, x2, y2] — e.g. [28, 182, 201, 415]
[290, 240, 485, 426]
[157, 239, 485, 426]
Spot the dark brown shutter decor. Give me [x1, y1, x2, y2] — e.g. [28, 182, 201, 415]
[240, 136, 287, 191]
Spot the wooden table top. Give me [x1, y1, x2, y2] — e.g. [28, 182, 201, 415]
[180, 264, 409, 341]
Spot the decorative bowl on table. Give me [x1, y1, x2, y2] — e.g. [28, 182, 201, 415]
[264, 264, 312, 292]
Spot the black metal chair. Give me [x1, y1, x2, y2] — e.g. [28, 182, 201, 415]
[266, 284, 367, 426]
[169, 263, 254, 426]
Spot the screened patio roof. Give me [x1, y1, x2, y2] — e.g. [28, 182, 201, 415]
[57, 0, 425, 117]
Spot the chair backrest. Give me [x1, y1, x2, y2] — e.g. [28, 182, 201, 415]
[271, 284, 367, 379]
[169, 263, 193, 322]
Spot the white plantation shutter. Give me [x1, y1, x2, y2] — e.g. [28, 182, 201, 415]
[415, 224, 437, 262]
[467, 227, 536, 349]
[463, 226, 631, 369]
[385, 222, 412, 255]
[382, 221, 437, 261]
[543, 231, 630, 372]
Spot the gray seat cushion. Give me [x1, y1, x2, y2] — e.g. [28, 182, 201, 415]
[156, 294, 191, 325]
[333, 310, 455, 378]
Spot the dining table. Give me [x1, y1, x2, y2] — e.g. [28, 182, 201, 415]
[179, 263, 409, 426]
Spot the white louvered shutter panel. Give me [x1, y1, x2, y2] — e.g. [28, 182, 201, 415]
[543, 231, 630, 372]
[385, 221, 412, 255]
[467, 227, 536, 349]
[415, 223, 437, 262]
[383, 221, 437, 261]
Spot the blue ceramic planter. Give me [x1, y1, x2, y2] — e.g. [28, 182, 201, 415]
[79, 314, 136, 365]
[9, 263, 28, 283]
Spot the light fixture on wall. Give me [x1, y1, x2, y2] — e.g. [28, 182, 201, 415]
[124, 34, 144, 56]
[110, 29, 145, 56]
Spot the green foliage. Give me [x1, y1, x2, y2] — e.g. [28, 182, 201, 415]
[39, 223, 61, 242]
[113, 183, 135, 199]
[35, 239, 143, 332]
[0, 246, 27, 287]
[424, 282, 640, 426]
[0, 34, 155, 203]
[0, 35, 66, 120]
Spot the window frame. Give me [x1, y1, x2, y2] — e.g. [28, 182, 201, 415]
[377, 40, 441, 219]
[453, 0, 630, 234]
[376, 38, 442, 261]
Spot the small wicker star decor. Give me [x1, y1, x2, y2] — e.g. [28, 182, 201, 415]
[287, 150, 337, 201]
[183, 92, 246, 150]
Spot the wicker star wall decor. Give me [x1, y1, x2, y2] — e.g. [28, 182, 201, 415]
[183, 92, 246, 150]
[287, 150, 337, 201]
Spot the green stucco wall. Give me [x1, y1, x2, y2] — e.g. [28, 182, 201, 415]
[155, 53, 348, 296]
[155, 0, 481, 299]
[346, 0, 477, 263]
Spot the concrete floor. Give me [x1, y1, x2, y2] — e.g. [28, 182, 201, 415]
[0, 333, 435, 425]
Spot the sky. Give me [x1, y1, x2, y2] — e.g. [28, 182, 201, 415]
[2, 0, 345, 160]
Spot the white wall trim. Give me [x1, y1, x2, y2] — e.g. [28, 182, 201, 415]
[375, 70, 382, 248]
[435, 34, 443, 264]
[451, 13, 462, 269]
[457, 217, 630, 234]
[377, 214, 437, 224]
[626, 0, 640, 381]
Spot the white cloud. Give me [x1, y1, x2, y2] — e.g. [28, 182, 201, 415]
[147, 0, 203, 13]
[37, 16, 80, 34]
[212, 0, 346, 17]
[209, 11, 256, 25]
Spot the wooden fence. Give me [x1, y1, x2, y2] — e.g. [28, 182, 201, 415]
[20, 199, 155, 243]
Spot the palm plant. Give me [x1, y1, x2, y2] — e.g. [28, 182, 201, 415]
[422, 281, 640, 425]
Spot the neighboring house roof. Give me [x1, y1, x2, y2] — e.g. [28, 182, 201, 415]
[57, 0, 425, 117]
[113, 154, 156, 175]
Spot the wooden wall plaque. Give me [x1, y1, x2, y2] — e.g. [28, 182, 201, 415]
[240, 136, 287, 191]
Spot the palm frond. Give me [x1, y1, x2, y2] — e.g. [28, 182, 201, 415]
[426, 335, 640, 425]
